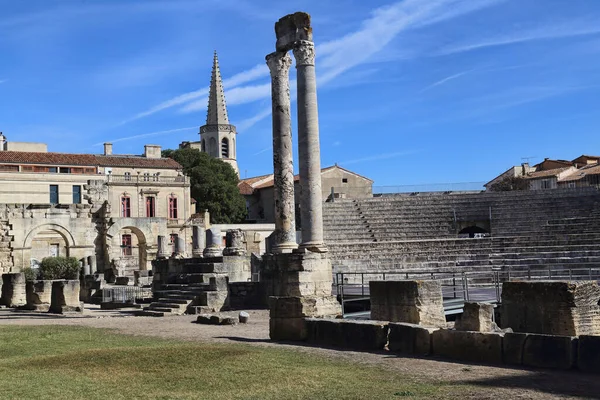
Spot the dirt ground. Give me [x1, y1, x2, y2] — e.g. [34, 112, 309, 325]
[1, 306, 598, 400]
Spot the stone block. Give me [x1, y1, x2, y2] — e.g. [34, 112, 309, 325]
[1, 273, 26, 308]
[370, 280, 445, 327]
[239, 311, 249, 324]
[388, 322, 437, 355]
[502, 332, 528, 365]
[196, 314, 212, 324]
[577, 335, 600, 373]
[432, 329, 503, 364]
[275, 12, 312, 52]
[270, 317, 307, 341]
[49, 280, 82, 314]
[305, 318, 388, 351]
[522, 333, 577, 370]
[26, 280, 53, 306]
[502, 280, 600, 336]
[199, 291, 229, 311]
[455, 302, 495, 332]
[269, 296, 341, 319]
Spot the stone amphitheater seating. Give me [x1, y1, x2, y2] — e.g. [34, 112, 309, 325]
[323, 188, 600, 276]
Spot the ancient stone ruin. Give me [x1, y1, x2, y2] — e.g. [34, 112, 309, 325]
[264, 12, 341, 340]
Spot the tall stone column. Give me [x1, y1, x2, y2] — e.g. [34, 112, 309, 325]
[266, 51, 298, 254]
[192, 225, 205, 258]
[293, 40, 326, 253]
[157, 235, 168, 259]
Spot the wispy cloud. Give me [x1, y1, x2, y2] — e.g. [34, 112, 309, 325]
[232, 0, 505, 131]
[438, 20, 600, 55]
[93, 127, 197, 146]
[252, 146, 271, 156]
[0, 79, 7, 84]
[420, 69, 474, 93]
[340, 150, 418, 166]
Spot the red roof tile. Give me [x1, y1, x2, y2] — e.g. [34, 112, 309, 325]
[0, 151, 182, 169]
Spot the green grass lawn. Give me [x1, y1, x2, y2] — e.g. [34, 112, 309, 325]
[0, 325, 466, 399]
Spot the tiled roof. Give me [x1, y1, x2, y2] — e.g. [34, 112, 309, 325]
[525, 167, 571, 179]
[238, 181, 255, 195]
[560, 164, 600, 182]
[0, 151, 182, 169]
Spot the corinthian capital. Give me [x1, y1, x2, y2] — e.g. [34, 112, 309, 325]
[266, 51, 293, 77]
[292, 40, 315, 67]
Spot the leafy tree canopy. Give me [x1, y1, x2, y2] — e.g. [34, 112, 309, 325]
[163, 148, 246, 223]
[489, 176, 529, 192]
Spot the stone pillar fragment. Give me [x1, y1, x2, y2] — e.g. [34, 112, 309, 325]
[203, 227, 223, 258]
[49, 280, 82, 313]
[192, 225, 206, 258]
[0, 273, 26, 307]
[174, 236, 186, 257]
[223, 229, 246, 256]
[293, 40, 326, 253]
[157, 235, 168, 259]
[266, 51, 297, 254]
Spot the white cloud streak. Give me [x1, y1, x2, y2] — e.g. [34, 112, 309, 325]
[438, 21, 600, 55]
[94, 126, 197, 146]
[340, 150, 418, 166]
[0, 79, 6, 84]
[420, 70, 474, 93]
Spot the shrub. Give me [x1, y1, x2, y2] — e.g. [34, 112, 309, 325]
[39, 257, 81, 280]
[22, 267, 39, 282]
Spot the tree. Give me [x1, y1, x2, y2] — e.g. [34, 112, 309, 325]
[489, 176, 529, 192]
[163, 148, 247, 223]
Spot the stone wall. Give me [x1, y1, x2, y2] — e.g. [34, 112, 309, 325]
[228, 282, 267, 309]
[502, 280, 600, 336]
[370, 280, 446, 327]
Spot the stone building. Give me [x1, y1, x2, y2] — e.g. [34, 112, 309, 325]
[179, 52, 239, 175]
[0, 136, 192, 276]
[239, 164, 373, 223]
[486, 155, 600, 190]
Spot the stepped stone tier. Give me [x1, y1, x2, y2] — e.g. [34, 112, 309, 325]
[323, 187, 600, 276]
[370, 280, 446, 327]
[502, 280, 600, 336]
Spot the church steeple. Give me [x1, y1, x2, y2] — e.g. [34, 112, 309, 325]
[206, 51, 230, 126]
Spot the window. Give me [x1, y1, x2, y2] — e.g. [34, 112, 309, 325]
[121, 197, 131, 217]
[48, 167, 57, 173]
[168, 196, 178, 219]
[221, 138, 229, 158]
[122, 234, 132, 256]
[59, 167, 71, 173]
[541, 179, 551, 189]
[124, 172, 131, 181]
[0, 164, 19, 172]
[342, 178, 348, 184]
[153, 173, 159, 182]
[567, 182, 576, 189]
[146, 196, 155, 217]
[49, 185, 59, 204]
[72, 185, 81, 204]
[143, 172, 150, 182]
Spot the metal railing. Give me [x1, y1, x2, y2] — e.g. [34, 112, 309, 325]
[334, 266, 600, 319]
[102, 286, 153, 304]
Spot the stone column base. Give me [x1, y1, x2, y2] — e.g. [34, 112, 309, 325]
[191, 249, 204, 258]
[203, 246, 222, 258]
[269, 295, 342, 341]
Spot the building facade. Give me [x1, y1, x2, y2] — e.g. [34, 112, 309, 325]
[0, 136, 192, 277]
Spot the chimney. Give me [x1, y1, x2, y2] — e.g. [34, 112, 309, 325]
[521, 162, 529, 176]
[144, 144, 162, 159]
[104, 143, 113, 156]
[0, 132, 6, 151]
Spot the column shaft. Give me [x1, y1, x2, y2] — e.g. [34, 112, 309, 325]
[267, 51, 297, 253]
[293, 40, 326, 252]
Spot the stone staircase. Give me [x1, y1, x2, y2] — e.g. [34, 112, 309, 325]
[136, 258, 229, 317]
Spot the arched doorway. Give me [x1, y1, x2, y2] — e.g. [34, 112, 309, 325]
[24, 224, 75, 269]
[458, 226, 489, 238]
[105, 219, 157, 273]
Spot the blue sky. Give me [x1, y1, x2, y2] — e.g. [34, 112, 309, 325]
[1, 0, 599, 187]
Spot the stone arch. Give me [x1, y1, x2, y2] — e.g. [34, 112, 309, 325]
[105, 218, 157, 271]
[221, 137, 229, 158]
[24, 223, 75, 249]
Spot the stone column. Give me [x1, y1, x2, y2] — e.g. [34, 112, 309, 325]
[223, 229, 246, 256]
[267, 51, 297, 254]
[293, 40, 326, 253]
[157, 235, 168, 259]
[192, 225, 206, 258]
[175, 236, 186, 257]
[203, 227, 223, 258]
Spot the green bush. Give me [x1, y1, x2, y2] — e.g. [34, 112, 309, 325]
[22, 267, 39, 282]
[39, 257, 80, 280]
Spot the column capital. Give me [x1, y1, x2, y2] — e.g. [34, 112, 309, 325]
[292, 40, 315, 67]
[266, 51, 293, 76]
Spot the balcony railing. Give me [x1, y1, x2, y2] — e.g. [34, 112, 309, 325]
[107, 174, 189, 185]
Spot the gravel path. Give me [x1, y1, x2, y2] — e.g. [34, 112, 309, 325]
[0, 307, 598, 399]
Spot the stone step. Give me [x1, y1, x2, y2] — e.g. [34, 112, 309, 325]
[133, 310, 166, 317]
